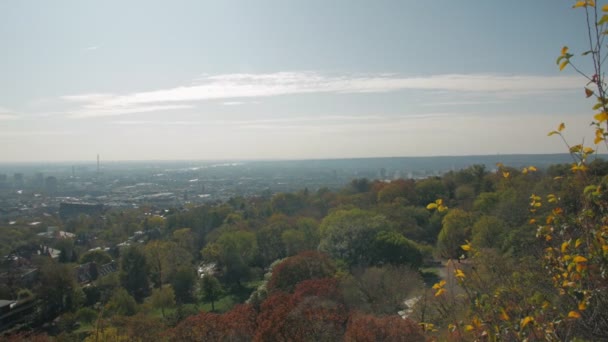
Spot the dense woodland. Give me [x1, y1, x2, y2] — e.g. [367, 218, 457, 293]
[2, 157, 608, 341]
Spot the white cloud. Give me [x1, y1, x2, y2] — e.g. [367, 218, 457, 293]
[67, 104, 194, 118]
[85, 45, 100, 51]
[62, 72, 581, 118]
[0, 107, 18, 120]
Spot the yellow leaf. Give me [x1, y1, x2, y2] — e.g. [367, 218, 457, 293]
[461, 243, 471, 251]
[426, 203, 438, 210]
[579, 301, 587, 311]
[521, 316, 534, 328]
[574, 255, 588, 263]
[432, 280, 446, 290]
[562, 46, 569, 55]
[574, 1, 587, 8]
[558, 122, 566, 132]
[528, 166, 537, 172]
[585, 88, 594, 98]
[576, 263, 587, 272]
[595, 136, 604, 144]
[522, 168, 528, 174]
[595, 112, 608, 123]
[464, 325, 474, 332]
[568, 311, 581, 319]
[548, 130, 560, 136]
[434, 288, 445, 297]
[584, 146, 594, 154]
[503, 171, 510, 178]
[561, 241, 569, 253]
[603, 4, 608, 11]
[559, 60, 568, 71]
[499, 308, 510, 321]
[529, 218, 536, 224]
[455, 269, 466, 279]
[575, 239, 582, 248]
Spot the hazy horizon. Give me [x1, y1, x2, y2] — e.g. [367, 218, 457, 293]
[1, 1, 599, 162]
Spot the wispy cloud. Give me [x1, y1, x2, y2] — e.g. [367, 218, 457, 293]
[62, 72, 581, 118]
[84, 45, 100, 51]
[0, 107, 19, 120]
[221, 101, 245, 106]
[112, 120, 202, 126]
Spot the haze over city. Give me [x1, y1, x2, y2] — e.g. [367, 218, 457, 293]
[0, 0, 599, 161]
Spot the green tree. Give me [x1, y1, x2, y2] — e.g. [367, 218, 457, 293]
[105, 288, 138, 316]
[119, 246, 149, 302]
[319, 209, 389, 267]
[150, 285, 176, 318]
[144, 240, 192, 288]
[204, 230, 258, 286]
[200, 275, 223, 311]
[171, 266, 197, 304]
[436, 209, 473, 259]
[370, 231, 422, 268]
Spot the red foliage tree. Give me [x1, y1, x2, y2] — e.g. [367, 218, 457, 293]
[255, 278, 349, 342]
[344, 313, 425, 342]
[267, 251, 336, 293]
[166, 304, 256, 342]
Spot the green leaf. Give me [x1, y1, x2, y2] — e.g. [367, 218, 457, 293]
[582, 50, 593, 56]
[599, 15, 608, 25]
[593, 102, 603, 110]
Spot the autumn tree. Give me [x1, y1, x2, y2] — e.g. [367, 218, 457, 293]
[344, 314, 425, 342]
[267, 251, 336, 293]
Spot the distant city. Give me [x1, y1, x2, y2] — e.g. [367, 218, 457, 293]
[0, 153, 593, 224]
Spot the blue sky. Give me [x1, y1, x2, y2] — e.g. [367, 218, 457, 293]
[0, 0, 601, 161]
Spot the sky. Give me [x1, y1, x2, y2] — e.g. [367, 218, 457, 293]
[0, 0, 603, 162]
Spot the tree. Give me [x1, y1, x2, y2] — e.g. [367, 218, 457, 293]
[144, 240, 192, 288]
[172, 228, 198, 257]
[370, 231, 422, 267]
[470, 215, 507, 250]
[150, 285, 176, 318]
[255, 278, 348, 341]
[344, 314, 425, 342]
[119, 246, 149, 302]
[267, 251, 336, 293]
[171, 266, 197, 304]
[319, 209, 390, 267]
[436, 209, 473, 259]
[341, 265, 424, 316]
[204, 230, 258, 286]
[37, 262, 79, 317]
[200, 275, 223, 311]
[166, 304, 257, 342]
[105, 288, 137, 316]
